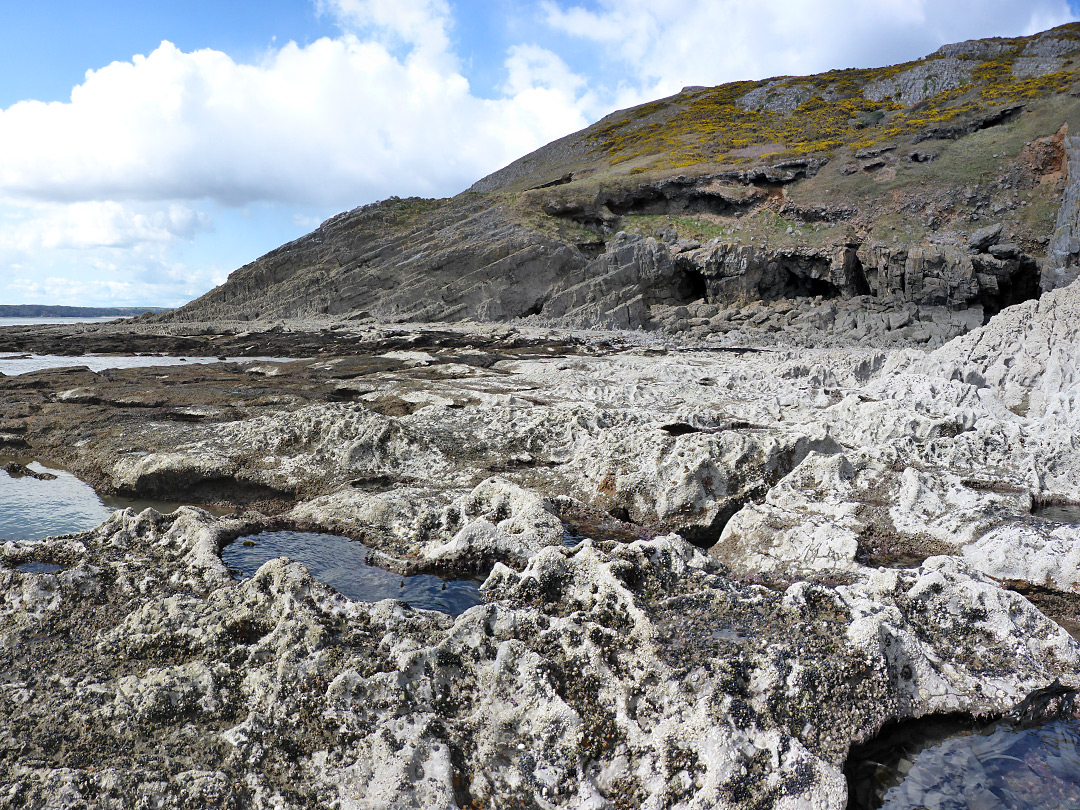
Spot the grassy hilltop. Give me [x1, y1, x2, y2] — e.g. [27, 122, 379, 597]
[170, 24, 1080, 328]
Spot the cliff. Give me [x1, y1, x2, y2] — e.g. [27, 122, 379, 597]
[167, 24, 1080, 344]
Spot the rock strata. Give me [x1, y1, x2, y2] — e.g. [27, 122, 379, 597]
[136, 24, 1080, 345]
[5, 23, 1080, 810]
[1045, 132, 1080, 290]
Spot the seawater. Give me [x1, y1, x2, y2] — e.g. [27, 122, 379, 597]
[881, 718, 1080, 809]
[223, 531, 485, 617]
[0, 353, 288, 376]
[0, 316, 122, 326]
[2, 462, 486, 617]
[848, 712, 1080, 809]
[0, 456, 219, 542]
[1033, 503, 1080, 524]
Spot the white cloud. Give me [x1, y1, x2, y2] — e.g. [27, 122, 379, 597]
[1024, 5, 1080, 35]
[0, 268, 224, 309]
[542, 0, 1079, 102]
[316, 0, 454, 62]
[0, 34, 589, 210]
[0, 7, 595, 306]
[1, 0, 1074, 308]
[0, 198, 224, 306]
[292, 212, 325, 230]
[1, 201, 210, 251]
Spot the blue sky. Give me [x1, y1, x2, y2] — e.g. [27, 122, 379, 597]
[0, 0, 1077, 308]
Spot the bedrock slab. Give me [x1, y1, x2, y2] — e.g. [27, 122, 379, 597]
[3, 284, 1080, 806]
[1, 509, 1077, 809]
[711, 278, 1080, 595]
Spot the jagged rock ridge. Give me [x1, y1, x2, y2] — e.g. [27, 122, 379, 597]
[161, 24, 1080, 345]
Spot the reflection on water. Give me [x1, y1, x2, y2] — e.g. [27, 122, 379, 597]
[0, 353, 292, 376]
[17, 562, 64, 574]
[0, 456, 229, 541]
[0, 458, 114, 541]
[848, 710, 1080, 809]
[223, 531, 484, 617]
[0, 317, 122, 326]
[1033, 503, 1080, 525]
[882, 719, 1080, 809]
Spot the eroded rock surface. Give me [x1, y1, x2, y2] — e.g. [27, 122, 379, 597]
[2, 508, 1077, 809]
[6, 23, 1080, 809]
[1, 279, 1080, 806]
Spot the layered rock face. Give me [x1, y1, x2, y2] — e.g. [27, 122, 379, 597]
[1045, 133, 1080, 290]
[167, 25, 1080, 345]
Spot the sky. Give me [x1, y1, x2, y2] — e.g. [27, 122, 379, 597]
[0, 1, 1078, 308]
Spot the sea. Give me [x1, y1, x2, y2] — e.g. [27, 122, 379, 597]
[0, 316, 124, 326]
[0, 353, 263, 375]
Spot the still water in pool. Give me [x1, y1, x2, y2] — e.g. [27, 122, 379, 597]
[1, 462, 483, 617]
[0, 353, 293, 376]
[0, 456, 226, 542]
[222, 530, 484, 617]
[849, 712, 1080, 809]
[1033, 503, 1080, 524]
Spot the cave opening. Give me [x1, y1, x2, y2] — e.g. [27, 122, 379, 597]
[849, 253, 873, 296]
[978, 257, 1042, 323]
[604, 189, 667, 217]
[520, 299, 546, 318]
[780, 270, 842, 299]
[601, 188, 750, 219]
[674, 268, 709, 303]
[576, 241, 606, 260]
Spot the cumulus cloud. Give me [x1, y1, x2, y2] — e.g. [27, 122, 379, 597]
[0, 201, 210, 251]
[316, 0, 454, 61]
[4, 0, 1063, 228]
[0, 0, 595, 306]
[0, 265, 227, 308]
[542, 0, 1079, 103]
[0, 35, 589, 209]
[0, 195, 224, 305]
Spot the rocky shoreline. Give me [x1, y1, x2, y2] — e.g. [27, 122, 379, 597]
[6, 22, 1080, 809]
[2, 276, 1080, 808]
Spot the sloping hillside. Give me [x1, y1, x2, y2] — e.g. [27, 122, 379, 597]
[169, 24, 1080, 345]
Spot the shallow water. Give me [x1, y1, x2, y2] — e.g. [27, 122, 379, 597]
[1033, 503, 1080, 525]
[849, 713, 1080, 809]
[222, 531, 485, 617]
[0, 456, 222, 542]
[17, 562, 64, 574]
[0, 316, 122, 326]
[0, 353, 289, 376]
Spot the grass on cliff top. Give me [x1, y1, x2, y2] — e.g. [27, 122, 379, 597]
[585, 23, 1080, 172]
[324, 195, 455, 238]
[622, 212, 851, 249]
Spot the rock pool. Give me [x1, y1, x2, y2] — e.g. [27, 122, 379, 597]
[222, 530, 484, 616]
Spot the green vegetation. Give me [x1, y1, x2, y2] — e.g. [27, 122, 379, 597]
[616, 210, 846, 250]
[621, 214, 737, 242]
[584, 23, 1080, 170]
[506, 193, 602, 245]
[372, 196, 450, 227]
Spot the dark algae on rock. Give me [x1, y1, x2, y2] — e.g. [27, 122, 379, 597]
[4, 21, 1080, 810]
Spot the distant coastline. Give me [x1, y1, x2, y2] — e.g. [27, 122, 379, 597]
[0, 305, 170, 318]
